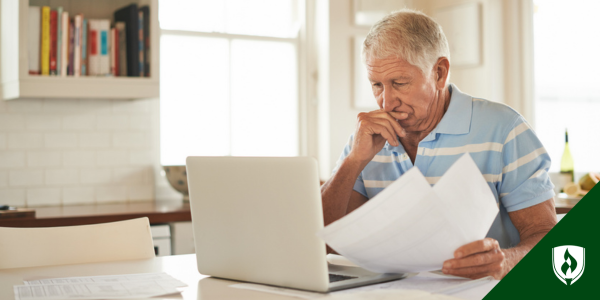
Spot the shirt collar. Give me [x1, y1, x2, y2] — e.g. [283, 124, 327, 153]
[431, 83, 472, 136]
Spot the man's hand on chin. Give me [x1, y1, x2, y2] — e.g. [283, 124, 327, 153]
[442, 238, 506, 280]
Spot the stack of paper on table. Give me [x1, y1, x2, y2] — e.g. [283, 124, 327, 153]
[14, 272, 186, 300]
[317, 153, 499, 274]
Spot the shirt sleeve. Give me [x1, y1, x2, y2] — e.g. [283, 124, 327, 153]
[331, 134, 368, 198]
[498, 116, 555, 212]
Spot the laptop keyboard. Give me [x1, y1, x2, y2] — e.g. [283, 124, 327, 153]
[329, 273, 358, 283]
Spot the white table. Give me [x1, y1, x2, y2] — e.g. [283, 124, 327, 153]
[0, 254, 498, 300]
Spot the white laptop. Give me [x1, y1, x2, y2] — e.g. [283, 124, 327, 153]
[185, 156, 407, 292]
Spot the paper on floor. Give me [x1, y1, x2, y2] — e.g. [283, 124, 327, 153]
[317, 153, 499, 273]
[14, 272, 186, 300]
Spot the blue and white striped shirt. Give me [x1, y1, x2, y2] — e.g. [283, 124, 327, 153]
[333, 84, 555, 248]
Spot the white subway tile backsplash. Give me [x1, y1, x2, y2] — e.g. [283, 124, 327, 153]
[8, 133, 44, 149]
[97, 115, 129, 130]
[80, 168, 111, 184]
[0, 170, 8, 187]
[26, 115, 62, 130]
[0, 152, 26, 168]
[1, 96, 157, 208]
[80, 100, 112, 114]
[7, 99, 43, 112]
[113, 167, 146, 184]
[128, 185, 154, 201]
[45, 169, 79, 185]
[79, 132, 111, 148]
[96, 186, 128, 203]
[42, 99, 81, 113]
[129, 115, 151, 130]
[0, 115, 25, 130]
[0, 189, 26, 206]
[10, 170, 44, 186]
[129, 150, 155, 165]
[27, 187, 61, 206]
[63, 115, 96, 130]
[113, 132, 148, 148]
[97, 150, 128, 166]
[44, 133, 78, 148]
[63, 186, 95, 205]
[112, 99, 150, 114]
[28, 151, 61, 167]
[62, 151, 95, 167]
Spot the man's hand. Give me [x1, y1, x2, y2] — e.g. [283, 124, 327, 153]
[442, 238, 506, 279]
[349, 110, 408, 164]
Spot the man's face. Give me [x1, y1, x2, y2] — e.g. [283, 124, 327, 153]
[366, 56, 443, 133]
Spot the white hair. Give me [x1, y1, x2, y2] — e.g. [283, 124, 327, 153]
[363, 9, 450, 78]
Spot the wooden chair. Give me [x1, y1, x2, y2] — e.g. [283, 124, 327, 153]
[0, 217, 155, 269]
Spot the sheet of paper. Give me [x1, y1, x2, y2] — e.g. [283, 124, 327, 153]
[14, 272, 186, 300]
[317, 153, 499, 274]
[23, 272, 186, 287]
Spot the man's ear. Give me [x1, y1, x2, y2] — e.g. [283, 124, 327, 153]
[434, 57, 450, 90]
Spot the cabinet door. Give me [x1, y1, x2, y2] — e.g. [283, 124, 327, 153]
[171, 221, 195, 255]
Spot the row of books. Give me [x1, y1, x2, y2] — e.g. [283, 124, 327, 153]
[28, 4, 150, 77]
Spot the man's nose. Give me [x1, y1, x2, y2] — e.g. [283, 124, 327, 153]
[382, 87, 399, 112]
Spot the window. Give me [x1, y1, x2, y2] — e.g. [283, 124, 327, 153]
[533, 0, 600, 173]
[159, 0, 301, 165]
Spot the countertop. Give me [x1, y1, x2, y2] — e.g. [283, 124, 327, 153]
[0, 200, 191, 227]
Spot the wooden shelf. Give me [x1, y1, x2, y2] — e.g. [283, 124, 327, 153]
[0, 0, 160, 100]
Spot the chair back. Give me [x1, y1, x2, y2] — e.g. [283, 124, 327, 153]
[0, 217, 155, 269]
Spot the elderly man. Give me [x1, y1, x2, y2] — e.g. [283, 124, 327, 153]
[321, 9, 557, 280]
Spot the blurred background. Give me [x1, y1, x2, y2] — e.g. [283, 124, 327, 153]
[0, 0, 597, 205]
[160, 0, 598, 195]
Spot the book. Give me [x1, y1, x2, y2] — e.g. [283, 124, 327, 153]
[140, 6, 150, 77]
[56, 7, 63, 76]
[115, 22, 127, 77]
[137, 10, 144, 77]
[74, 14, 82, 77]
[68, 20, 74, 76]
[60, 11, 69, 76]
[88, 19, 111, 76]
[28, 6, 41, 75]
[81, 18, 88, 76]
[110, 28, 119, 76]
[49, 10, 58, 75]
[114, 4, 139, 77]
[40, 6, 50, 76]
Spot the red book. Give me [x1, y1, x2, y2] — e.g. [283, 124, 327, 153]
[49, 10, 58, 75]
[113, 28, 119, 76]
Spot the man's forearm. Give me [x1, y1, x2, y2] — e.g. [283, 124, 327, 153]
[501, 229, 551, 277]
[321, 157, 366, 226]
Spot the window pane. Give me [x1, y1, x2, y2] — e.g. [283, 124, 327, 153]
[533, 0, 600, 173]
[225, 0, 299, 38]
[230, 40, 298, 156]
[159, 0, 299, 38]
[160, 35, 230, 165]
[159, 0, 226, 33]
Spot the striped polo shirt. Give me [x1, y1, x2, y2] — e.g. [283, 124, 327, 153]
[332, 84, 555, 248]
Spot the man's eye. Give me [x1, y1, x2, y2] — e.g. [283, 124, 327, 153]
[372, 83, 382, 88]
[393, 82, 406, 86]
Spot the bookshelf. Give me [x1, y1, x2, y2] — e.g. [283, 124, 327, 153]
[0, 0, 159, 100]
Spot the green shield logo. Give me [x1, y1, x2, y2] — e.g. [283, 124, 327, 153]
[552, 245, 585, 285]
